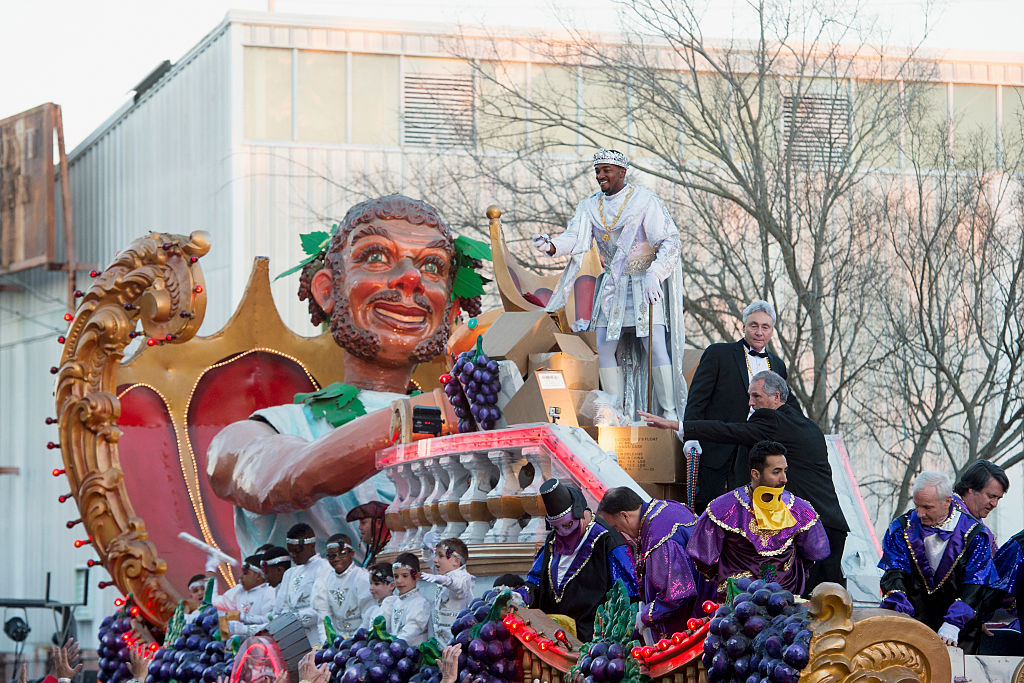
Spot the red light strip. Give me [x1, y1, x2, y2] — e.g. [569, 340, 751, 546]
[833, 437, 882, 557]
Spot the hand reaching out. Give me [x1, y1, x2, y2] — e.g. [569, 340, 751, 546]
[16, 663, 27, 683]
[128, 647, 150, 680]
[636, 410, 679, 432]
[298, 650, 329, 683]
[439, 643, 462, 683]
[51, 637, 84, 680]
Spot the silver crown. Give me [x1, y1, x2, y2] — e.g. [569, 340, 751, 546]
[592, 148, 629, 169]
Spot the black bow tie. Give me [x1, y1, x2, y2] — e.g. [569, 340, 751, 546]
[747, 347, 767, 358]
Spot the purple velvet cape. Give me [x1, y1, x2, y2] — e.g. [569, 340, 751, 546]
[686, 486, 829, 597]
[878, 505, 998, 631]
[635, 499, 706, 639]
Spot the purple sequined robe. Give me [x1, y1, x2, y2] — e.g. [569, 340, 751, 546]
[878, 504, 998, 653]
[634, 499, 706, 640]
[686, 486, 829, 597]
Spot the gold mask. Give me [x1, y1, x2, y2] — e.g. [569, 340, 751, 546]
[751, 486, 796, 531]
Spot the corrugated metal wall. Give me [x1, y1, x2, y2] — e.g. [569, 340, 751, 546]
[0, 21, 235, 663]
[70, 21, 235, 335]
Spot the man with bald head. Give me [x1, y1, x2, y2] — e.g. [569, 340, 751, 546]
[878, 470, 999, 653]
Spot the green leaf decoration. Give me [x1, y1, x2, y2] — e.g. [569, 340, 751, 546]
[300, 231, 331, 256]
[165, 601, 187, 645]
[454, 235, 492, 261]
[570, 580, 643, 683]
[417, 639, 443, 667]
[469, 588, 514, 640]
[370, 616, 394, 643]
[452, 267, 486, 300]
[324, 616, 338, 644]
[294, 382, 367, 428]
[726, 576, 742, 603]
[274, 251, 321, 281]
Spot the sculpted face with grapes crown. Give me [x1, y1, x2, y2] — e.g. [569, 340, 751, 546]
[291, 194, 489, 391]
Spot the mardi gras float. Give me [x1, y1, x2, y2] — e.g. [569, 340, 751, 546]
[52, 196, 982, 682]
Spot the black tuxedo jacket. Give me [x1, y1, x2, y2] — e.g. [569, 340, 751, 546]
[683, 402, 849, 532]
[683, 340, 790, 511]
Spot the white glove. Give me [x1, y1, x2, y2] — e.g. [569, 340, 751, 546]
[419, 572, 442, 585]
[509, 590, 527, 608]
[683, 440, 702, 456]
[634, 603, 645, 631]
[643, 271, 663, 305]
[298, 611, 317, 628]
[937, 622, 960, 647]
[570, 318, 590, 333]
[532, 233, 554, 255]
[204, 554, 220, 573]
[228, 621, 263, 637]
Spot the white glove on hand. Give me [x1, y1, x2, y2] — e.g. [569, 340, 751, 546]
[683, 440, 702, 456]
[204, 554, 220, 573]
[228, 621, 258, 637]
[634, 604, 646, 632]
[937, 622, 960, 647]
[419, 573, 442, 585]
[298, 612, 317, 628]
[509, 590, 527, 608]
[531, 233, 554, 255]
[643, 271, 663, 305]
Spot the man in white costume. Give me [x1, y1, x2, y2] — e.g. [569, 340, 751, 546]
[274, 524, 330, 645]
[533, 149, 686, 418]
[215, 554, 277, 637]
[312, 534, 374, 642]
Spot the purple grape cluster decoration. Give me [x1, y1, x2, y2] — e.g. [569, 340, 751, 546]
[449, 588, 522, 682]
[444, 344, 502, 432]
[313, 617, 426, 683]
[146, 606, 234, 683]
[702, 578, 811, 683]
[96, 609, 138, 683]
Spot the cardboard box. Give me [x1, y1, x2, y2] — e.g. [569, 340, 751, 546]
[639, 482, 689, 503]
[481, 311, 559, 376]
[502, 369, 580, 428]
[528, 333, 600, 390]
[597, 425, 683, 483]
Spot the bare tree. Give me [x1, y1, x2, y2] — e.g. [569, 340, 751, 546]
[858, 109, 1024, 513]
[441, 0, 932, 433]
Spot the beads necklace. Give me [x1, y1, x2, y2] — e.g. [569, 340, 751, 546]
[598, 186, 635, 242]
[743, 345, 771, 379]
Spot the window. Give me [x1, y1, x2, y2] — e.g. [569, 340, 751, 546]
[297, 51, 346, 143]
[244, 47, 293, 140]
[782, 92, 852, 165]
[402, 72, 474, 146]
[351, 54, 400, 145]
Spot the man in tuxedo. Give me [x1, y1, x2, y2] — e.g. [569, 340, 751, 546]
[682, 300, 792, 512]
[640, 370, 848, 592]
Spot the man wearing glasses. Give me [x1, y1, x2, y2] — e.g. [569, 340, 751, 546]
[313, 533, 374, 641]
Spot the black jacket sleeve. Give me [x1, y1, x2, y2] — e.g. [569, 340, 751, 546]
[683, 410, 776, 447]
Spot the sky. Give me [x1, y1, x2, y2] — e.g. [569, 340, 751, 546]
[2, 0, 1023, 150]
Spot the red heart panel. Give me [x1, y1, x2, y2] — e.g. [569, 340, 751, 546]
[117, 384, 209, 594]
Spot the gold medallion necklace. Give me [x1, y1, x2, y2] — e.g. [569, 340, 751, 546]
[598, 186, 635, 242]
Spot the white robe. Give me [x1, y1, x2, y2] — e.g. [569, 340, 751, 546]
[545, 183, 687, 417]
[421, 568, 475, 646]
[274, 554, 330, 644]
[382, 589, 432, 647]
[312, 564, 374, 642]
[216, 583, 276, 637]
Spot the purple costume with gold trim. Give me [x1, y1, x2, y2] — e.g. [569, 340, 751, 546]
[521, 519, 638, 642]
[634, 499, 705, 640]
[878, 504, 998, 653]
[686, 486, 828, 597]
